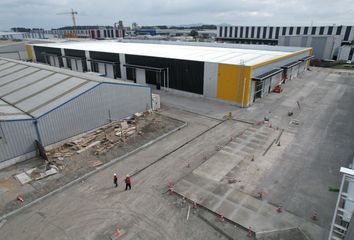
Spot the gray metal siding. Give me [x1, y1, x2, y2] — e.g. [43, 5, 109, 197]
[37, 86, 108, 146]
[37, 83, 151, 146]
[203, 62, 218, 98]
[0, 120, 37, 163]
[252, 51, 310, 77]
[99, 84, 151, 120]
[312, 37, 328, 59]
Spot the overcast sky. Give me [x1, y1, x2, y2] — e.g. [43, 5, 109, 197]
[1, 0, 354, 30]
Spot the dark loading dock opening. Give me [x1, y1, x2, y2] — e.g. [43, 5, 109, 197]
[124, 64, 168, 90]
[33, 46, 63, 66]
[89, 51, 121, 79]
[125, 54, 204, 95]
[63, 49, 87, 72]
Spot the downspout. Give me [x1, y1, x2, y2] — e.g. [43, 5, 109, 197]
[242, 76, 246, 108]
[33, 119, 43, 145]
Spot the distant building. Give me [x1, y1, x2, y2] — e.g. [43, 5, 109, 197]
[217, 25, 354, 61]
[52, 25, 125, 39]
[2, 28, 52, 40]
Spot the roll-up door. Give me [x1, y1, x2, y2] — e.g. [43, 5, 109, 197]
[70, 59, 83, 72]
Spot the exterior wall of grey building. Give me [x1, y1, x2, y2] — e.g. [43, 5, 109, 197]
[338, 45, 352, 61]
[252, 51, 310, 77]
[312, 37, 329, 59]
[218, 25, 354, 42]
[203, 62, 218, 98]
[37, 83, 151, 146]
[278, 35, 341, 59]
[0, 119, 38, 163]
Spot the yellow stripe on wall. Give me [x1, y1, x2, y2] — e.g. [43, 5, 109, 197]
[26, 44, 33, 61]
[217, 64, 252, 106]
[251, 48, 312, 69]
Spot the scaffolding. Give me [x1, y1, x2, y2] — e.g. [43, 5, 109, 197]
[329, 167, 354, 240]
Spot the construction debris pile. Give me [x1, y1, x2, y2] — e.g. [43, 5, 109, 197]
[46, 111, 150, 160]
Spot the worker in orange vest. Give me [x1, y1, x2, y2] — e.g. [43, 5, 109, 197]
[125, 174, 131, 190]
[113, 173, 118, 188]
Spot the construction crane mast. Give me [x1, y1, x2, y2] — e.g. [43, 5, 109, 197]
[56, 9, 78, 37]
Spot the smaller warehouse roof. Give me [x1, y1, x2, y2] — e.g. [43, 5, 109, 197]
[32, 41, 311, 67]
[0, 57, 144, 121]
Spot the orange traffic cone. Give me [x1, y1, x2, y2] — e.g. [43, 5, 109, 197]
[248, 227, 253, 237]
[219, 213, 224, 222]
[115, 228, 124, 238]
[277, 206, 283, 213]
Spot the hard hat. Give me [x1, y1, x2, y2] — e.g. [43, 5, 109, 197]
[114, 173, 117, 176]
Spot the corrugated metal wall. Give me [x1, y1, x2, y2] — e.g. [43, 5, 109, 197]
[0, 120, 38, 163]
[37, 83, 151, 146]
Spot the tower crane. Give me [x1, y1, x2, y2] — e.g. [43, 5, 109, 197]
[56, 9, 78, 37]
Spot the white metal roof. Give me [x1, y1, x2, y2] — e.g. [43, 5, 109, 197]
[32, 41, 309, 66]
[0, 57, 144, 120]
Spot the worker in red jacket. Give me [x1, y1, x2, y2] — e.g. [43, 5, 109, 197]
[113, 173, 118, 188]
[125, 174, 131, 190]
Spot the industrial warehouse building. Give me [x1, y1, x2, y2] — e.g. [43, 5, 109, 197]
[217, 25, 354, 61]
[27, 41, 312, 107]
[0, 57, 151, 168]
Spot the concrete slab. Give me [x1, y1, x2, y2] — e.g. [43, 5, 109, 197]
[193, 153, 241, 182]
[14, 172, 31, 185]
[215, 200, 236, 219]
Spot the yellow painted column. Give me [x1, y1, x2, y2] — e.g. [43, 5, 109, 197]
[217, 64, 252, 106]
[26, 44, 34, 61]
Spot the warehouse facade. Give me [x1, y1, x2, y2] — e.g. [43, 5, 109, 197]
[216, 25, 353, 61]
[217, 25, 354, 45]
[0, 57, 151, 168]
[27, 41, 312, 107]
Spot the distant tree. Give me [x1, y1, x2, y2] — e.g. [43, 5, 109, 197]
[190, 29, 198, 38]
[156, 25, 168, 29]
[11, 27, 31, 32]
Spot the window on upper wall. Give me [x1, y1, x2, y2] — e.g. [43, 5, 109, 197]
[257, 27, 261, 38]
[219, 27, 222, 37]
[344, 26, 352, 41]
[275, 27, 280, 39]
[224, 26, 228, 37]
[263, 27, 267, 38]
[311, 27, 316, 35]
[319, 27, 325, 35]
[289, 27, 294, 35]
[336, 26, 342, 35]
[251, 27, 255, 38]
[296, 27, 301, 34]
[282, 27, 286, 35]
[240, 27, 243, 38]
[269, 27, 273, 39]
[304, 27, 309, 34]
[234, 27, 238, 37]
[327, 26, 333, 35]
[229, 27, 233, 37]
